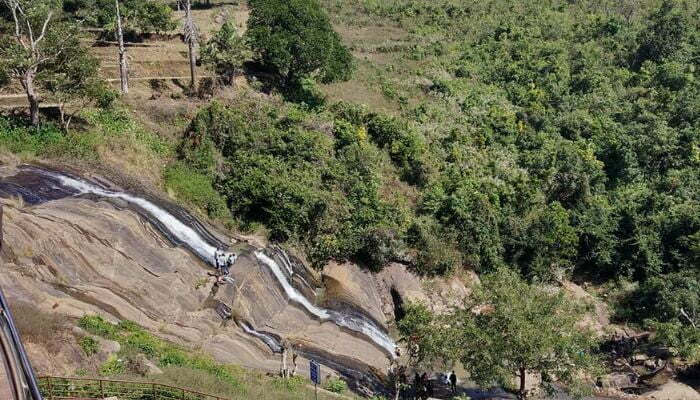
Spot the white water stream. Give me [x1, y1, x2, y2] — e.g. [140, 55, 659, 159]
[39, 169, 396, 355]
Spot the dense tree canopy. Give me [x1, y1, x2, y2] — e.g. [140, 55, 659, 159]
[246, 0, 354, 85]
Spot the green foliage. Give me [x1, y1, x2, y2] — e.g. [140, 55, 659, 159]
[78, 336, 99, 356]
[646, 321, 700, 362]
[99, 355, 125, 376]
[271, 375, 305, 392]
[323, 377, 347, 394]
[78, 315, 243, 389]
[0, 116, 99, 159]
[181, 100, 403, 269]
[164, 162, 229, 219]
[332, 102, 428, 185]
[246, 0, 353, 85]
[401, 269, 603, 397]
[623, 271, 700, 325]
[200, 21, 251, 84]
[68, 0, 175, 34]
[78, 315, 118, 339]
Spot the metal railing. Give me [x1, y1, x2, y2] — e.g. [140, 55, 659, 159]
[38, 376, 231, 400]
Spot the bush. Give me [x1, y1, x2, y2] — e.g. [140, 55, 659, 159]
[323, 377, 347, 393]
[78, 336, 100, 356]
[99, 355, 125, 376]
[78, 315, 118, 339]
[647, 321, 700, 362]
[182, 101, 403, 268]
[164, 162, 229, 219]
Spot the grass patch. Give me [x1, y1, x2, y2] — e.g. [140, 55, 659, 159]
[76, 314, 357, 400]
[12, 301, 69, 355]
[0, 116, 101, 160]
[163, 161, 229, 219]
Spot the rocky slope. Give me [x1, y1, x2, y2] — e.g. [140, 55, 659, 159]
[0, 163, 472, 394]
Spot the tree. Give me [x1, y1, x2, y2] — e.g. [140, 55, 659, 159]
[246, 0, 353, 86]
[200, 21, 250, 85]
[183, 0, 198, 90]
[400, 269, 602, 399]
[41, 33, 111, 131]
[69, 0, 175, 94]
[1, 0, 64, 125]
[634, 0, 691, 68]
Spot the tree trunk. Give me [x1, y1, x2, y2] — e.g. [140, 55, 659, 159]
[22, 72, 40, 126]
[115, 0, 128, 94]
[519, 367, 527, 399]
[281, 347, 287, 378]
[186, 0, 196, 90]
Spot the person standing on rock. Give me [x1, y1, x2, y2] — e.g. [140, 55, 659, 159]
[449, 371, 457, 393]
[223, 252, 236, 275]
[214, 248, 224, 273]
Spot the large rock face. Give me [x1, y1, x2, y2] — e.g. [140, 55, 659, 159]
[0, 165, 406, 387]
[0, 195, 392, 376]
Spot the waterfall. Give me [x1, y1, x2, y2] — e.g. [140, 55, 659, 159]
[30, 168, 397, 356]
[256, 252, 396, 356]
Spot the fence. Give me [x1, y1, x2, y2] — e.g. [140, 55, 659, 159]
[38, 376, 231, 400]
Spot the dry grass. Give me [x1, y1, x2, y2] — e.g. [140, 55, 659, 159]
[12, 302, 71, 355]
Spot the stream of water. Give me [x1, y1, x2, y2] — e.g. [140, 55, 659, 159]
[2, 166, 396, 357]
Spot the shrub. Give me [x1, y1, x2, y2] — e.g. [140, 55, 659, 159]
[323, 377, 347, 393]
[78, 315, 118, 339]
[78, 336, 100, 356]
[163, 162, 228, 218]
[271, 375, 305, 392]
[99, 355, 125, 376]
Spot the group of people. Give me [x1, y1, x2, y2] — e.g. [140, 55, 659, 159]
[394, 370, 458, 400]
[213, 248, 237, 285]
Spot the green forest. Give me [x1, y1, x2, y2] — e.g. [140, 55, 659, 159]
[2, 0, 700, 397]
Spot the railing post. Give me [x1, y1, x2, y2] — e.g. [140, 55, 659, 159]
[100, 379, 104, 398]
[47, 376, 52, 400]
[152, 382, 156, 399]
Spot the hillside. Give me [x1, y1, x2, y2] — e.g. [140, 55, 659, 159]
[1, 0, 699, 399]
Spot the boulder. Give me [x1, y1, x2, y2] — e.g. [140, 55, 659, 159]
[643, 381, 700, 400]
[131, 354, 163, 376]
[598, 373, 637, 389]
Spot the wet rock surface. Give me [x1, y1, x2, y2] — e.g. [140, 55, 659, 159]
[0, 164, 394, 392]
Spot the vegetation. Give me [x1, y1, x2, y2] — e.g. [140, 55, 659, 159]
[201, 21, 251, 85]
[78, 336, 100, 356]
[77, 315, 355, 400]
[2, 0, 700, 395]
[246, 0, 354, 85]
[180, 99, 407, 269]
[399, 269, 603, 398]
[323, 377, 348, 394]
[0, 0, 107, 126]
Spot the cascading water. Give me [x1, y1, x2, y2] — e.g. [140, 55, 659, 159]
[256, 252, 396, 355]
[18, 167, 396, 356]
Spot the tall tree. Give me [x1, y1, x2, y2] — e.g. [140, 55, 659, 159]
[115, 0, 127, 93]
[200, 21, 250, 86]
[0, 0, 61, 125]
[69, 0, 175, 94]
[183, 0, 198, 90]
[400, 269, 603, 399]
[42, 33, 110, 131]
[246, 0, 353, 86]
